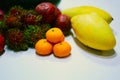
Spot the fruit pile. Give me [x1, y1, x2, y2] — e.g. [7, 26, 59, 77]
[0, 2, 71, 54]
[35, 28, 71, 58]
[0, 1, 117, 58]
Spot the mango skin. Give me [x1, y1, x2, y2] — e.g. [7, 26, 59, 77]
[71, 14, 116, 50]
[62, 6, 113, 24]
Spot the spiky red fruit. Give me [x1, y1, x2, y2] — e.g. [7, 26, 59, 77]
[7, 29, 25, 45]
[22, 13, 37, 25]
[5, 16, 22, 28]
[21, 10, 42, 25]
[9, 6, 23, 16]
[7, 28, 28, 51]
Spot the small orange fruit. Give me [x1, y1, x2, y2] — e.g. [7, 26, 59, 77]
[35, 39, 53, 56]
[53, 41, 71, 58]
[46, 28, 65, 44]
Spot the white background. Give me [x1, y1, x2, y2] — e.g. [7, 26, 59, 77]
[0, 0, 120, 80]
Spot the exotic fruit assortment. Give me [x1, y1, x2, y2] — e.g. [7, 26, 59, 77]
[0, 1, 72, 58]
[0, 1, 117, 59]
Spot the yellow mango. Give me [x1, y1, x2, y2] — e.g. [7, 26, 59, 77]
[71, 13, 116, 50]
[62, 6, 113, 24]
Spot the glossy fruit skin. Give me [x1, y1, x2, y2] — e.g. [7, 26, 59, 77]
[53, 41, 71, 58]
[0, 9, 5, 21]
[71, 14, 116, 50]
[0, 0, 61, 13]
[35, 39, 53, 56]
[62, 6, 113, 24]
[46, 28, 64, 44]
[35, 2, 61, 24]
[54, 14, 71, 35]
[0, 34, 5, 53]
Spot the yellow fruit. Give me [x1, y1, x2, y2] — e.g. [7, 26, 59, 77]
[62, 6, 113, 23]
[71, 13, 116, 50]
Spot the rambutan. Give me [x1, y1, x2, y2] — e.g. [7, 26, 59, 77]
[9, 6, 24, 16]
[5, 15, 22, 28]
[24, 25, 43, 47]
[6, 28, 28, 51]
[21, 10, 42, 26]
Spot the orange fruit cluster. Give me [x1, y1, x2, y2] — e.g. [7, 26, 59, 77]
[35, 28, 71, 58]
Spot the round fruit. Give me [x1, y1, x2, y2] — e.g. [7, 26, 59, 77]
[53, 41, 71, 58]
[35, 2, 61, 24]
[46, 28, 65, 44]
[54, 14, 71, 35]
[35, 39, 53, 56]
[0, 9, 4, 21]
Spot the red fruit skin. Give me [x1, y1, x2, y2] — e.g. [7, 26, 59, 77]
[5, 16, 21, 28]
[35, 2, 61, 24]
[0, 9, 5, 21]
[6, 16, 17, 23]
[54, 7, 61, 18]
[22, 13, 37, 25]
[55, 14, 71, 32]
[0, 34, 5, 53]
[9, 9, 22, 16]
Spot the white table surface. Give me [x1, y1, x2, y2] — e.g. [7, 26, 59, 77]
[0, 0, 120, 80]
